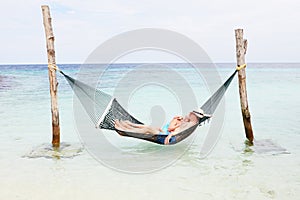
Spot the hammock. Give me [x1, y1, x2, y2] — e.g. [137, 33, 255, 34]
[55, 66, 238, 145]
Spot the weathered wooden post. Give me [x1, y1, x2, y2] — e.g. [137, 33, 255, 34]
[235, 29, 254, 144]
[41, 5, 60, 148]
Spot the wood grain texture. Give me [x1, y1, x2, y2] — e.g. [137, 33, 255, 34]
[42, 5, 60, 147]
[235, 29, 254, 143]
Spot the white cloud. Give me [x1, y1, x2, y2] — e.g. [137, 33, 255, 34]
[0, 0, 299, 64]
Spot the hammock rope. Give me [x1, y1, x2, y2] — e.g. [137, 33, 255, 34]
[52, 64, 238, 145]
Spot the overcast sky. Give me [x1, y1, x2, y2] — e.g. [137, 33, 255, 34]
[0, 0, 299, 64]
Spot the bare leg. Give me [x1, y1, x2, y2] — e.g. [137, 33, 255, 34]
[123, 120, 145, 128]
[114, 120, 160, 135]
[119, 120, 135, 130]
[115, 120, 141, 132]
[141, 126, 160, 135]
[115, 119, 126, 130]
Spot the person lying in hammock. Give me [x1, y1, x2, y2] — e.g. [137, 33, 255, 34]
[114, 110, 209, 145]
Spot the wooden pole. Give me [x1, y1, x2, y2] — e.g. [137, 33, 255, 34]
[235, 29, 254, 144]
[41, 5, 60, 148]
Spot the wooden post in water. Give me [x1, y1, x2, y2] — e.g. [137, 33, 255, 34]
[235, 29, 254, 144]
[41, 5, 60, 148]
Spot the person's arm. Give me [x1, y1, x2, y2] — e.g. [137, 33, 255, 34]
[168, 116, 182, 132]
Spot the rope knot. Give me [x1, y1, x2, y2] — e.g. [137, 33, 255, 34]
[236, 64, 246, 71]
[48, 64, 61, 72]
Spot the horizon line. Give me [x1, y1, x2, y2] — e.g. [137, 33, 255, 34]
[1, 61, 300, 65]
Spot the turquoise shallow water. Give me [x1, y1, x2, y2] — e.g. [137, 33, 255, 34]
[0, 63, 299, 199]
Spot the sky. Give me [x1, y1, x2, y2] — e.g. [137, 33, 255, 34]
[0, 0, 299, 64]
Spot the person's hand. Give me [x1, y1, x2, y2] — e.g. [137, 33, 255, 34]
[164, 134, 173, 145]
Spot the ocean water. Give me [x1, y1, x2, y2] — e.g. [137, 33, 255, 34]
[0, 63, 299, 199]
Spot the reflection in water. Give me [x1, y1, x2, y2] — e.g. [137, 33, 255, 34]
[245, 139, 289, 155]
[23, 142, 83, 159]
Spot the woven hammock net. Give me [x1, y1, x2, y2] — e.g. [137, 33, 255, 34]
[60, 69, 237, 145]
